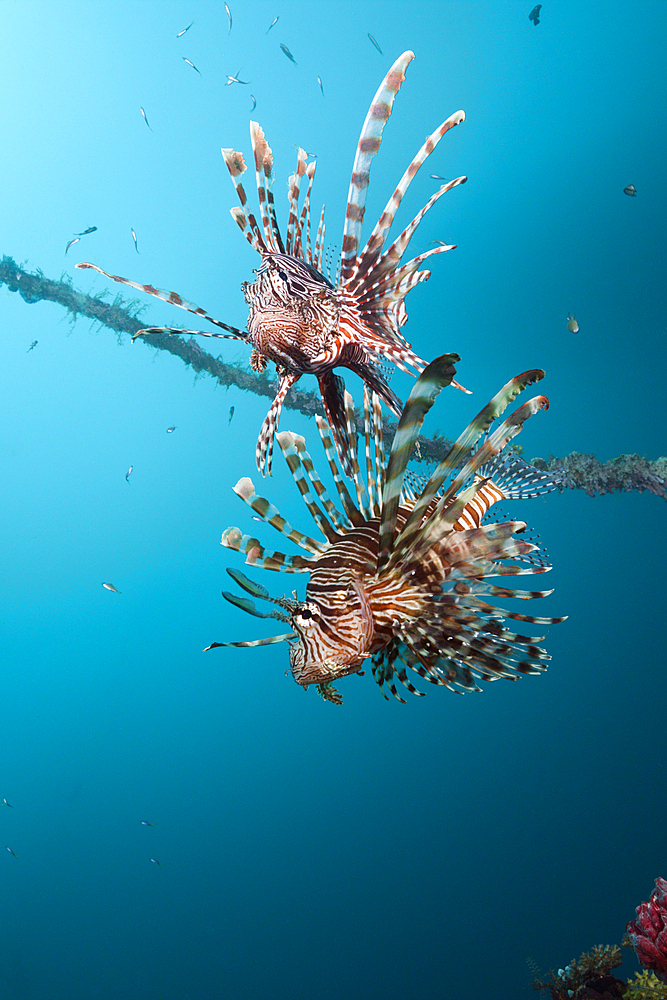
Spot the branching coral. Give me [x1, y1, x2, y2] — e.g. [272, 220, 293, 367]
[625, 971, 667, 999]
[532, 944, 624, 998]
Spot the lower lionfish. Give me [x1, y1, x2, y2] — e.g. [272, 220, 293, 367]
[206, 355, 566, 705]
[76, 50, 467, 476]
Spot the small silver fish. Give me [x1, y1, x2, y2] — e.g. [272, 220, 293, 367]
[266, 16, 279, 33]
[317, 76, 324, 95]
[251, 516, 264, 522]
[176, 20, 193, 37]
[2, 798, 12, 807]
[102, 582, 122, 594]
[229, 406, 235, 424]
[183, 57, 201, 76]
[166, 425, 176, 433]
[225, 2, 232, 34]
[250, 95, 257, 111]
[27, 341, 37, 352]
[75, 226, 97, 236]
[65, 237, 80, 255]
[280, 43, 297, 64]
[566, 313, 579, 333]
[5, 847, 17, 858]
[226, 69, 249, 85]
[125, 465, 133, 482]
[141, 820, 154, 826]
[140, 107, 152, 131]
[429, 174, 450, 181]
[368, 33, 382, 54]
[150, 857, 162, 867]
[624, 184, 637, 196]
[131, 228, 139, 253]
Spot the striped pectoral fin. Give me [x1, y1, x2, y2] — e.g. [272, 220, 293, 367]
[295, 161, 317, 262]
[348, 116, 466, 292]
[478, 450, 562, 500]
[353, 178, 467, 301]
[256, 370, 302, 477]
[339, 51, 415, 286]
[204, 633, 295, 651]
[221, 146, 267, 253]
[315, 415, 365, 527]
[343, 389, 371, 517]
[316, 370, 354, 479]
[398, 373, 548, 556]
[230, 478, 327, 555]
[441, 395, 550, 511]
[131, 326, 247, 343]
[378, 353, 460, 573]
[276, 430, 341, 543]
[286, 431, 351, 533]
[75, 263, 246, 338]
[221, 526, 315, 573]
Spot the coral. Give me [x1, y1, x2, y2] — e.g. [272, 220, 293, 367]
[532, 945, 624, 999]
[625, 971, 667, 999]
[627, 879, 667, 985]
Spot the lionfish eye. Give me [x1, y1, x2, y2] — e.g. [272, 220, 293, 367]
[277, 269, 288, 282]
[299, 609, 313, 620]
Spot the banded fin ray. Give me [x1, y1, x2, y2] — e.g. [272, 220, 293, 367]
[232, 476, 327, 554]
[221, 526, 315, 573]
[378, 353, 460, 572]
[204, 633, 295, 650]
[256, 370, 301, 477]
[75, 264, 247, 340]
[315, 415, 366, 527]
[396, 370, 546, 559]
[286, 148, 308, 256]
[221, 145, 267, 253]
[277, 431, 341, 543]
[348, 111, 466, 292]
[339, 51, 415, 285]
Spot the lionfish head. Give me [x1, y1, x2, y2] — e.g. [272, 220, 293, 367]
[244, 251, 335, 305]
[286, 578, 375, 687]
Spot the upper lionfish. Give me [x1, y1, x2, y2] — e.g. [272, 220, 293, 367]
[75, 51, 467, 476]
[206, 355, 566, 705]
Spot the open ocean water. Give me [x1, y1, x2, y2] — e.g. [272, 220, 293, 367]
[1, 2, 666, 998]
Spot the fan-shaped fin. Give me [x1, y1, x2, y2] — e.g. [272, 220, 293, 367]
[276, 431, 341, 543]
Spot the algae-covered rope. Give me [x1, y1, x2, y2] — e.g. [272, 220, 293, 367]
[2, 255, 665, 500]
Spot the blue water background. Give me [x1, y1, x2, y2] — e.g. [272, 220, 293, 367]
[1, 2, 666, 998]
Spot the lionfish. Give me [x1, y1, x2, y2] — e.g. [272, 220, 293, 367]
[75, 51, 467, 476]
[206, 355, 566, 705]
